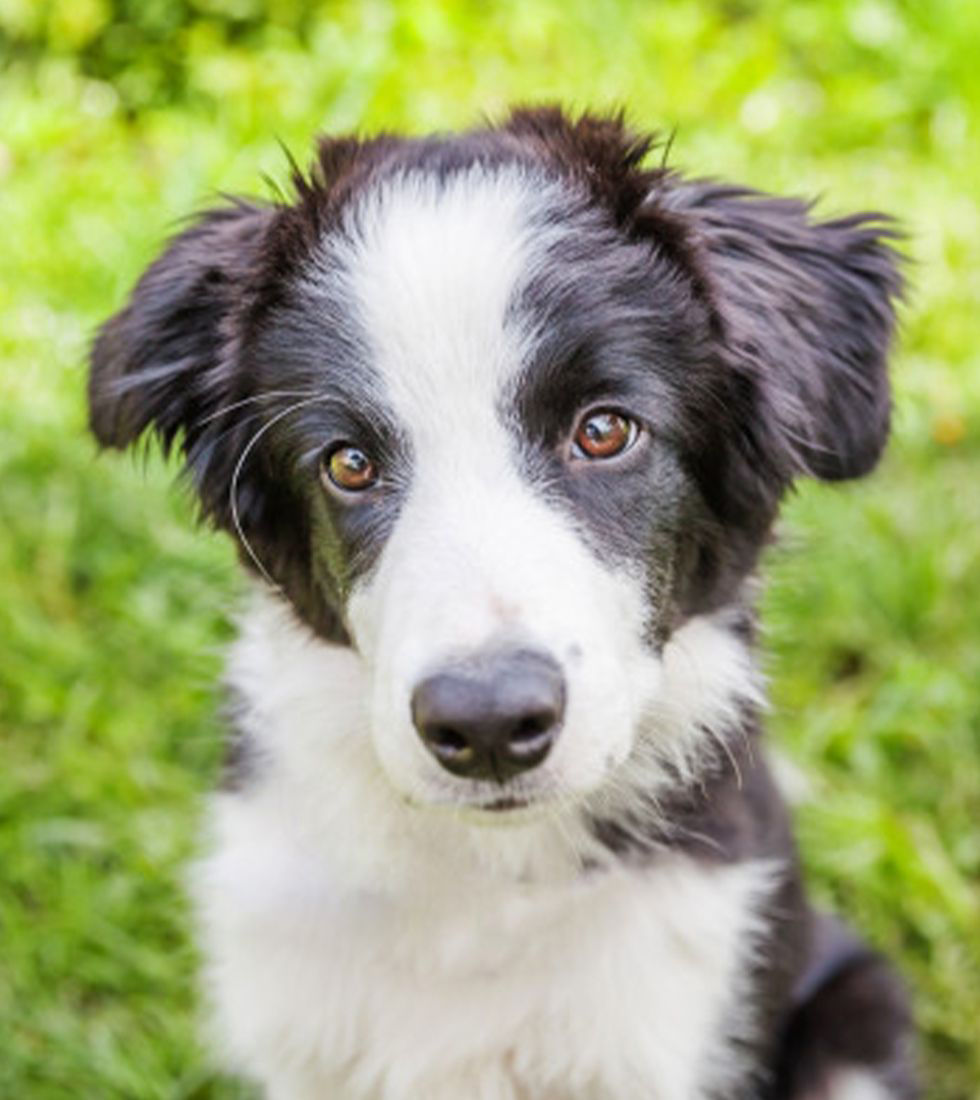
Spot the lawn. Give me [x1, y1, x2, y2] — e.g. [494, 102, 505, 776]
[1, 2, 978, 1097]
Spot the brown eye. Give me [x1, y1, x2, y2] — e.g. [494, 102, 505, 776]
[321, 444, 378, 493]
[572, 410, 638, 460]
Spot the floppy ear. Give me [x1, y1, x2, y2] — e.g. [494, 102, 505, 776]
[89, 199, 271, 461]
[670, 184, 904, 487]
[89, 200, 281, 543]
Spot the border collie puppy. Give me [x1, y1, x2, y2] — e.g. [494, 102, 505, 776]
[89, 108, 916, 1100]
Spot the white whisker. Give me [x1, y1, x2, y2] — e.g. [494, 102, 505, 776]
[200, 389, 323, 427]
[228, 396, 329, 589]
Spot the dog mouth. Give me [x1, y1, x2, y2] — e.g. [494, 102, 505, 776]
[410, 786, 551, 821]
[478, 796, 530, 813]
[403, 766, 576, 820]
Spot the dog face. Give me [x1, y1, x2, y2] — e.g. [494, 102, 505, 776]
[89, 109, 901, 815]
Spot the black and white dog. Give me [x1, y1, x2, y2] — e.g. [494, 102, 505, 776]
[89, 108, 916, 1100]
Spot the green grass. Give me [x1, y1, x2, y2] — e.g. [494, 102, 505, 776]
[1, 2, 978, 1096]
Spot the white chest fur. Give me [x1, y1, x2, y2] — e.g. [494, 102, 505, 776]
[196, 799, 774, 1100]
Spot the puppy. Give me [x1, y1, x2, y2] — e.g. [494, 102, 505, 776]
[89, 108, 916, 1100]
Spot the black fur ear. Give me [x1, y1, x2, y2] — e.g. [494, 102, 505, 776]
[89, 200, 271, 457]
[666, 183, 904, 484]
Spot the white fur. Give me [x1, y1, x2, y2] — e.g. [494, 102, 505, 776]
[583, 607, 764, 837]
[193, 593, 775, 1099]
[819, 1069, 892, 1100]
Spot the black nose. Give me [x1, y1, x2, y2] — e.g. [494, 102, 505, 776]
[411, 649, 565, 782]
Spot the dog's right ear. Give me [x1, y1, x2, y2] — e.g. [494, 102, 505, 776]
[89, 200, 272, 459]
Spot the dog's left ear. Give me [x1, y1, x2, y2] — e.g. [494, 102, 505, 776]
[667, 183, 904, 487]
[88, 200, 272, 471]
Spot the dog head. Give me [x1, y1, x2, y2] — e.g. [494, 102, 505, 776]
[89, 108, 902, 816]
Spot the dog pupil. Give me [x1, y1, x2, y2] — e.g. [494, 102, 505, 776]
[584, 414, 622, 452]
[330, 446, 374, 489]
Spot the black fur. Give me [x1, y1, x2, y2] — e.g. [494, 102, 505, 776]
[773, 915, 918, 1099]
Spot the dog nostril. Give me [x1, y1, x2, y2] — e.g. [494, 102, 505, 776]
[426, 726, 475, 765]
[507, 712, 557, 759]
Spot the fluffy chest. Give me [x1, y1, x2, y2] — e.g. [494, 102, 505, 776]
[197, 808, 776, 1100]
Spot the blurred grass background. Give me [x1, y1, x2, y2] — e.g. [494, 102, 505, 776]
[1, 1, 978, 1096]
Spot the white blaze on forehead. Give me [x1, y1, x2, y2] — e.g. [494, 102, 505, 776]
[336, 166, 555, 447]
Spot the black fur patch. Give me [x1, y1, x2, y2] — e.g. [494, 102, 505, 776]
[773, 914, 919, 1098]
